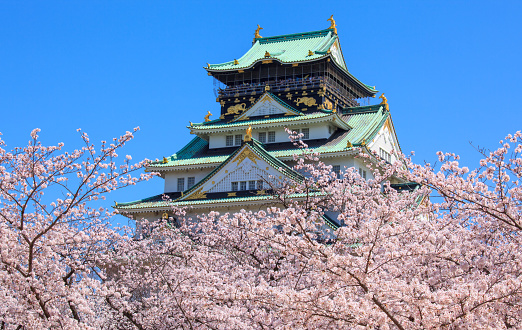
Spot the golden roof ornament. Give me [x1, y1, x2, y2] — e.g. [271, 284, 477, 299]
[308, 50, 314, 56]
[346, 141, 353, 148]
[206, 63, 210, 68]
[189, 121, 193, 126]
[264, 51, 271, 57]
[234, 59, 239, 65]
[379, 93, 389, 111]
[162, 157, 168, 164]
[244, 124, 253, 142]
[254, 25, 263, 40]
[204, 111, 212, 122]
[162, 212, 168, 220]
[327, 15, 337, 34]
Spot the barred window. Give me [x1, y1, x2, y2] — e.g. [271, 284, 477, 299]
[258, 132, 267, 143]
[177, 178, 185, 192]
[332, 165, 341, 177]
[380, 148, 392, 163]
[294, 128, 310, 140]
[248, 180, 256, 190]
[187, 177, 195, 189]
[231, 182, 239, 191]
[240, 181, 247, 191]
[301, 128, 310, 139]
[257, 180, 264, 189]
[268, 131, 276, 143]
[235, 134, 242, 146]
[226, 135, 234, 146]
[359, 167, 367, 179]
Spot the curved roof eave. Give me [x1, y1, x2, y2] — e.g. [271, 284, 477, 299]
[204, 55, 330, 73]
[205, 53, 377, 96]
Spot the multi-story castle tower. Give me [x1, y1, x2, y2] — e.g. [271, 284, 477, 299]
[116, 18, 403, 231]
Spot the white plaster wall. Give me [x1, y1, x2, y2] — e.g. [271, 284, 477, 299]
[164, 168, 214, 193]
[369, 126, 398, 164]
[208, 123, 334, 149]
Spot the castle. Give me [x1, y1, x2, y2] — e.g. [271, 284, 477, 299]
[116, 18, 404, 232]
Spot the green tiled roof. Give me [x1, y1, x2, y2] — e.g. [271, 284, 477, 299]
[117, 193, 274, 209]
[206, 29, 376, 95]
[173, 136, 208, 160]
[208, 29, 336, 71]
[191, 112, 330, 130]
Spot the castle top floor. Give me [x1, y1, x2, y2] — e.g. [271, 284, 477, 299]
[205, 19, 378, 112]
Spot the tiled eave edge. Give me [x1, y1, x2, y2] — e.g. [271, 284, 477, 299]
[116, 195, 277, 213]
[146, 148, 360, 172]
[206, 53, 376, 95]
[206, 54, 330, 73]
[189, 112, 350, 135]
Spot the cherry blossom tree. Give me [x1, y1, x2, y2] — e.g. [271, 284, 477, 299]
[104, 132, 522, 329]
[2, 128, 522, 329]
[0, 128, 153, 329]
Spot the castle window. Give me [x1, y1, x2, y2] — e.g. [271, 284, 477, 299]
[359, 167, 367, 179]
[187, 177, 195, 189]
[258, 132, 267, 143]
[301, 128, 310, 139]
[226, 135, 234, 146]
[231, 182, 239, 191]
[248, 180, 256, 190]
[257, 180, 264, 189]
[240, 181, 247, 191]
[332, 165, 341, 177]
[177, 178, 185, 192]
[379, 148, 391, 163]
[295, 128, 310, 140]
[235, 134, 242, 146]
[268, 131, 276, 143]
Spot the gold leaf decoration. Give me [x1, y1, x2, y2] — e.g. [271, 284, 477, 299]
[233, 148, 260, 165]
[185, 188, 207, 200]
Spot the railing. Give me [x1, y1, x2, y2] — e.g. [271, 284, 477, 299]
[217, 77, 324, 98]
[216, 77, 362, 107]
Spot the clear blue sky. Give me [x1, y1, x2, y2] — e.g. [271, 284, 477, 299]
[1, 1, 521, 221]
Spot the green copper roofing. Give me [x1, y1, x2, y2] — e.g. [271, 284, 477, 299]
[149, 105, 389, 170]
[208, 29, 335, 71]
[206, 28, 377, 95]
[117, 193, 274, 209]
[190, 112, 329, 130]
[173, 136, 208, 160]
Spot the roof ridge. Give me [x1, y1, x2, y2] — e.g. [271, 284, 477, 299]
[256, 29, 331, 43]
[250, 140, 304, 181]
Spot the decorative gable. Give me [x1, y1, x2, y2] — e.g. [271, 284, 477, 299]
[329, 40, 347, 70]
[180, 142, 303, 200]
[233, 93, 301, 122]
